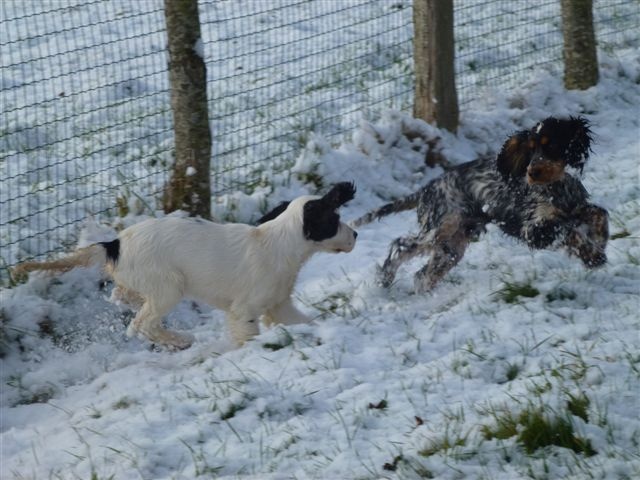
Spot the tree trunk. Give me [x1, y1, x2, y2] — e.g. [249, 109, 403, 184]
[561, 0, 599, 90]
[412, 0, 459, 133]
[163, 0, 212, 219]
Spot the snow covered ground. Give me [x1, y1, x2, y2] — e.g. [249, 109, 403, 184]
[2, 50, 639, 478]
[2, 2, 640, 480]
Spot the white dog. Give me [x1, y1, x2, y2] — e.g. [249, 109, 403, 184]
[14, 182, 357, 349]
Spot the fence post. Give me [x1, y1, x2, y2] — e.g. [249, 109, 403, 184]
[163, 0, 212, 219]
[412, 0, 459, 133]
[561, 0, 599, 90]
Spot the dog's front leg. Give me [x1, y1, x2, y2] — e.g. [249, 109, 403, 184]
[226, 310, 260, 346]
[264, 299, 311, 327]
[377, 234, 425, 288]
[563, 204, 609, 267]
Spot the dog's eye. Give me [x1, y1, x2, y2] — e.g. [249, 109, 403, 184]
[540, 136, 549, 145]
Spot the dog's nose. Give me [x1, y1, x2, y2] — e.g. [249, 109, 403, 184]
[528, 167, 542, 179]
[353, 231, 358, 239]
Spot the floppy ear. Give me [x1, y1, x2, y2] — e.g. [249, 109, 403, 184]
[320, 181, 356, 209]
[563, 116, 592, 172]
[496, 130, 530, 179]
[255, 201, 290, 225]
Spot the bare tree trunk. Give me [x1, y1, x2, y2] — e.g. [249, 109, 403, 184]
[412, 0, 459, 133]
[163, 0, 212, 219]
[561, 0, 599, 90]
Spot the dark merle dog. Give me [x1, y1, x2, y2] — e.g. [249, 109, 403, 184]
[353, 116, 609, 292]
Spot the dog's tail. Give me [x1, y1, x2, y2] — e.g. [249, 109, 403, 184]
[351, 190, 422, 227]
[12, 239, 120, 280]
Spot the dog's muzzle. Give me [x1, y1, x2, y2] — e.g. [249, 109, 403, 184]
[331, 226, 357, 253]
[526, 160, 565, 185]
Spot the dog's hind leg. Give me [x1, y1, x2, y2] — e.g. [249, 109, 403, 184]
[110, 284, 145, 310]
[377, 234, 429, 288]
[413, 213, 470, 293]
[127, 292, 194, 350]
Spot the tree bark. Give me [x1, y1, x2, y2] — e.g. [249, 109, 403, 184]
[561, 0, 599, 90]
[412, 0, 459, 133]
[163, 0, 212, 219]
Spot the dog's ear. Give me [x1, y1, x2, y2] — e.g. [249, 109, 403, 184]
[535, 116, 592, 173]
[320, 182, 356, 209]
[255, 201, 290, 225]
[563, 116, 592, 173]
[496, 130, 530, 179]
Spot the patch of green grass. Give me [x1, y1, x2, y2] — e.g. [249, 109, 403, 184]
[567, 392, 590, 422]
[553, 349, 592, 382]
[296, 169, 324, 190]
[493, 281, 540, 304]
[482, 405, 596, 456]
[368, 399, 388, 410]
[180, 439, 224, 477]
[481, 411, 519, 441]
[419, 432, 468, 457]
[112, 396, 137, 410]
[505, 362, 521, 382]
[221, 401, 246, 420]
[90, 471, 115, 480]
[0, 308, 10, 357]
[311, 290, 358, 319]
[383, 453, 434, 477]
[518, 409, 596, 456]
[546, 287, 577, 302]
[262, 342, 288, 351]
[86, 405, 102, 419]
[610, 229, 631, 240]
[626, 252, 640, 266]
[7, 374, 57, 405]
[262, 327, 294, 351]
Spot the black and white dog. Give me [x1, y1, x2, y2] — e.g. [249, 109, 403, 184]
[353, 116, 608, 292]
[15, 182, 357, 349]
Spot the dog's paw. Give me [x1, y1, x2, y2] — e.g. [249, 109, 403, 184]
[564, 229, 608, 269]
[125, 321, 139, 338]
[129, 323, 195, 350]
[151, 329, 195, 350]
[413, 277, 435, 295]
[581, 249, 607, 269]
[164, 332, 195, 350]
[375, 264, 395, 288]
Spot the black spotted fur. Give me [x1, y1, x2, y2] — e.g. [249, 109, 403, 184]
[353, 116, 608, 292]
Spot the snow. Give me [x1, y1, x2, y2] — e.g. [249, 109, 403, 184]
[2, 2, 640, 480]
[193, 38, 204, 60]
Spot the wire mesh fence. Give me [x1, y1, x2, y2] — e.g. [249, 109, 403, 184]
[1, 0, 638, 284]
[1, 1, 172, 280]
[201, 0, 412, 197]
[455, 0, 638, 105]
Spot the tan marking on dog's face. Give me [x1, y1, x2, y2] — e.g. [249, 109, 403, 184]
[526, 161, 565, 185]
[504, 136, 521, 152]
